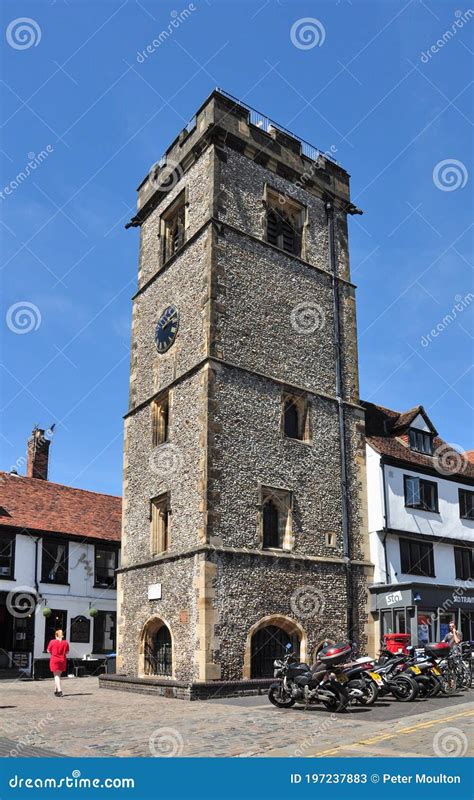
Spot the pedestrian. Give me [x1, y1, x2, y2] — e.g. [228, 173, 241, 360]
[47, 629, 69, 697]
[443, 620, 462, 648]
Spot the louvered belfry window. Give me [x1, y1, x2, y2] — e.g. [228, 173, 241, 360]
[266, 191, 303, 256]
[162, 193, 185, 263]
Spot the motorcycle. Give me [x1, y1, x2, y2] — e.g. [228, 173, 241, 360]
[361, 650, 419, 702]
[333, 645, 381, 706]
[268, 643, 349, 712]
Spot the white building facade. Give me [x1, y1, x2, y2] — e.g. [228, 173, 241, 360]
[363, 403, 474, 648]
[0, 428, 121, 678]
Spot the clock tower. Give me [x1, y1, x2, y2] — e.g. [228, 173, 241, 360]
[115, 90, 373, 696]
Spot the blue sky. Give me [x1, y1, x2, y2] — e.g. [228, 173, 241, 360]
[1, 0, 473, 495]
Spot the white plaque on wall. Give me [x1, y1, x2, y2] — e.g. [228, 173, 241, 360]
[148, 583, 162, 601]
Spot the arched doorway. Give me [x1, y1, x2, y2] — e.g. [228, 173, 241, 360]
[244, 616, 306, 679]
[140, 617, 173, 677]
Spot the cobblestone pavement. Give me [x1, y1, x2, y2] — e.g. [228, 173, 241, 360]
[0, 677, 472, 758]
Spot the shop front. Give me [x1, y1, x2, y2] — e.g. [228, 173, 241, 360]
[370, 583, 474, 648]
[0, 590, 36, 675]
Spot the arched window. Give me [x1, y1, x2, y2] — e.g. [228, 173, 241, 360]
[251, 624, 300, 678]
[144, 622, 172, 676]
[263, 499, 279, 549]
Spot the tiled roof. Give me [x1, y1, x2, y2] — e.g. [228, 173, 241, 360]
[362, 401, 474, 480]
[0, 473, 121, 542]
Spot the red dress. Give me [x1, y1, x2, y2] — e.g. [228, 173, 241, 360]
[47, 639, 69, 673]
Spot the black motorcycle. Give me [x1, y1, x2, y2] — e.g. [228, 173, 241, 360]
[268, 644, 349, 712]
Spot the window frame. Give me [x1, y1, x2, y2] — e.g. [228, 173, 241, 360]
[264, 187, 305, 257]
[0, 533, 15, 580]
[92, 610, 116, 655]
[150, 494, 170, 555]
[41, 538, 69, 585]
[94, 545, 118, 589]
[151, 391, 170, 447]
[399, 537, 435, 577]
[409, 428, 434, 455]
[404, 475, 439, 513]
[260, 485, 293, 551]
[43, 609, 68, 652]
[281, 391, 311, 443]
[160, 191, 186, 265]
[454, 547, 474, 581]
[459, 488, 474, 521]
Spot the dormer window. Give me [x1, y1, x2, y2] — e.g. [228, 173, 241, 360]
[409, 429, 433, 455]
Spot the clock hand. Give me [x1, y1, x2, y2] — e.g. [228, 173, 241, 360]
[162, 316, 177, 330]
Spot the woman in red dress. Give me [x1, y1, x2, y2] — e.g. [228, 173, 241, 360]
[47, 629, 69, 697]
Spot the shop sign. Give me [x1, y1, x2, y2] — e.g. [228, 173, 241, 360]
[385, 591, 402, 606]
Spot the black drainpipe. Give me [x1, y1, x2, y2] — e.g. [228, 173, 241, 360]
[325, 199, 353, 642]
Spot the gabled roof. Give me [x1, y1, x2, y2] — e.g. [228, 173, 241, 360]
[362, 401, 473, 480]
[0, 473, 121, 543]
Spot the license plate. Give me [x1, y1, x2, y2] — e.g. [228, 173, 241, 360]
[432, 667, 440, 676]
[369, 671, 382, 682]
[410, 665, 421, 675]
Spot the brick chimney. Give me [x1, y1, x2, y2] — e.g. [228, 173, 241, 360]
[26, 427, 52, 480]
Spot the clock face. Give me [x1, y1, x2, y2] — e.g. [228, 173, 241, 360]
[155, 305, 179, 354]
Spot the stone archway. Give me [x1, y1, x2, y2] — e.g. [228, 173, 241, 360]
[243, 615, 307, 679]
[138, 616, 174, 678]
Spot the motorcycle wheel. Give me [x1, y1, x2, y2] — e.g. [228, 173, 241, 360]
[391, 675, 418, 702]
[322, 682, 349, 713]
[358, 678, 379, 706]
[429, 678, 442, 697]
[268, 686, 295, 708]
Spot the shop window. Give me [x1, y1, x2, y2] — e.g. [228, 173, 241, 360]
[161, 193, 185, 263]
[151, 494, 170, 555]
[400, 538, 434, 577]
[404, 476, 438, 512]
[94, 546, 118, 588]
[93, 611, 116, 654]
[394, 609, 406, 634]
[152, 393, 169, 447]
[44, 609, 68, 652]
[41, 539, 68, 584]
[417, 612, 436, 646]
[454, 547, 474, 581]
[260, 486, 292, 550]
[380, 610, 393, 637]
[281, 392, 310, 441]
[459, 489, 474, 520]
[409, 429, 433, 455]
[0, 534, 15, 579]
[265, 189, 304, 256]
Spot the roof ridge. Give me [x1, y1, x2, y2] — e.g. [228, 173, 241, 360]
[0, 471, 121, 500]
